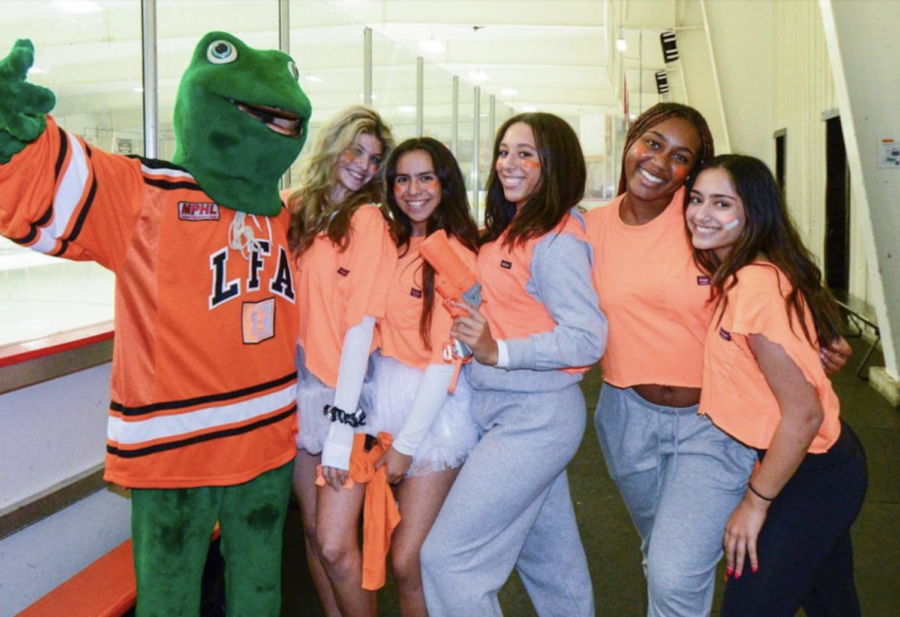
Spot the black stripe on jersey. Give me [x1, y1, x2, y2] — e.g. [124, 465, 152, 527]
[9, 130, 68, 246]
[52, 239, 68, 257]
[134, 156, 189, 173]
[110, 371, 298, 417]
[144, 177, 203, 192]
[136, 157, 202, 192]
[66, 173, 99, 243]
[53, 125, 68, 180]
[106, 404, 296, 458]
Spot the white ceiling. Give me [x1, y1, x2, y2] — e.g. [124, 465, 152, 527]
[0, 0, 701, 136]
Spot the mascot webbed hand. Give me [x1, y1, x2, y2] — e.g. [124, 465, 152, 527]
[0, 32, 311, 617]
[0, 39, 55, 163]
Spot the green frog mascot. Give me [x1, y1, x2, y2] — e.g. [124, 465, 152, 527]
[0, 32, 311, 616]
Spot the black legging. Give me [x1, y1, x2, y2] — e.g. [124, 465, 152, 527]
[720, 420, 868, 617]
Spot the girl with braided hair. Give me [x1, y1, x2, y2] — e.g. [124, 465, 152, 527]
[584, 103, 850, 616]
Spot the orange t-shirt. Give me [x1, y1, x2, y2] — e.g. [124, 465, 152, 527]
[294, 204, 396, 387]
[585, 189, 713, 388]
[699, 263, 841, 453]
[478, 214, 592, 375]
[378, 235, 477, 370]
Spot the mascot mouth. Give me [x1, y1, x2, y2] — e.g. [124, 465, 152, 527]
[232, 100, 305, 138]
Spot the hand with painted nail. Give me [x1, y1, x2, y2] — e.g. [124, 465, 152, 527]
[723, 489, 771, 579]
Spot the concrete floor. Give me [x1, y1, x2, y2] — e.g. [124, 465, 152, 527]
[280, 336, 899, 616]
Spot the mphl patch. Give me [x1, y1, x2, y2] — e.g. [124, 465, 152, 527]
[179, 201, 220, 221]
[242, 298, 275, 344]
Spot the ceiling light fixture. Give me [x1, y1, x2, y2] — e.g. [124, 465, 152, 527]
[500, 88, 518, 97]
[468, 68, 489, 83]
[418, 37, 445, 53]
[305, 75, 323, 83]
[616, 34, 628, 52]
[51, 0, 102, 14]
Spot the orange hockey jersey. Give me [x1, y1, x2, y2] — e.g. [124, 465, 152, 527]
[0, 118, 299, 489]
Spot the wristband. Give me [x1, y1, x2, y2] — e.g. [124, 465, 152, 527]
[323, 404, 367, 428]
[748, 481, 775, 502]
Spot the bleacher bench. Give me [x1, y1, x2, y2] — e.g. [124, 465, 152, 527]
[17, 539, 136, 617]
[17, 528, 222, 617]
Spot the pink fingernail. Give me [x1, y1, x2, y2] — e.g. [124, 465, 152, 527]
[751, 565, 758, 573]
[726, 566, 733, 576]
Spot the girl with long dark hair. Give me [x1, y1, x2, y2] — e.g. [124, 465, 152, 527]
[686, 154, 867, 616]
[361, 137, 481, 616]
[420, 113, 607, 617]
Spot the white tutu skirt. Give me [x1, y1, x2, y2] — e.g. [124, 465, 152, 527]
[361, 351, 481, 478]
[294, 344, 358, 454]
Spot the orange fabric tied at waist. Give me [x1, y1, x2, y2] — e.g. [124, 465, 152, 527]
[316, 431, 401, 590]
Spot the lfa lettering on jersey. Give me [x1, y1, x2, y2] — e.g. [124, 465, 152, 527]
[201, 213, 295, 344]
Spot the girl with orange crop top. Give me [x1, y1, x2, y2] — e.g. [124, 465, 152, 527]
[420, 113, 607, 617]
[585, 103, 852, 617]
[686, 154, 867, 616]
[286, 105, 395, 617]
[354, 136, 480, 617]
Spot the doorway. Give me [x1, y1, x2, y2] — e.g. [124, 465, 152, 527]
[824, 114, 850, 294]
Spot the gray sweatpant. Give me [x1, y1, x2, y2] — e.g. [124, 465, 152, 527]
[421, 384, 594, 617]
[594, 384, 756, 617]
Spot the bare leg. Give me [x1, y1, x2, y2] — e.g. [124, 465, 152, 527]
[392, 467, 461, 617]
[316, 478, 376, 617]
[292, 450, 342, 617]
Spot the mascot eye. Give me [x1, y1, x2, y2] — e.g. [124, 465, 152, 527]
[207, 40, 238, 64]
[288, 61, 300, 82]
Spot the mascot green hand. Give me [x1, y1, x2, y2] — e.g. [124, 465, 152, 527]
[0, 39, 56, 163]
[0, 33, 311, 616]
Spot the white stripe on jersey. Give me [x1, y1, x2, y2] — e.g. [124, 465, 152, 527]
[31, 130, 89, 254]
[107, 382, 296, 446]
[141, 163, 194, 180]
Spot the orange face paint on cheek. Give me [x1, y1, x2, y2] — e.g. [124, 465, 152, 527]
[672, 167, 692, 184]
[340, 151, 355, 164]
[522, 160, 541, 170]
[393, 183, 404, 196]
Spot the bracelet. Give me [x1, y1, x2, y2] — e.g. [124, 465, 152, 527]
[323, 404, 367, 428]
[748, 481, 775, 502]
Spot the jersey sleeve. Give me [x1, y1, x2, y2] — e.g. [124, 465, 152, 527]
[0, 116, 146, 272]
[339, 205, 397, 331]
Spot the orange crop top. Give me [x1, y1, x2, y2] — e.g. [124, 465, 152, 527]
[294, 204, 397, 387]
[699, 263, 841, 453]
[585, 189, 713, 388]
[478, 214, 593, 375]
[378, 235, 477, 370]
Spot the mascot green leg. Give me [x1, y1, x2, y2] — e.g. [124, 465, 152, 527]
[131, 461, 294, 617]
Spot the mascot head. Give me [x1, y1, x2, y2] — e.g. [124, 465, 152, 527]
[172, 32, 312, 216]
